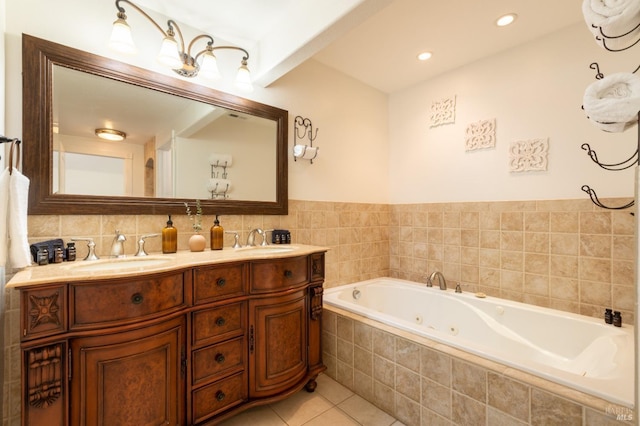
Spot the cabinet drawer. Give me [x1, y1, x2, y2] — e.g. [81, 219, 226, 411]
[250, 256, 308, 292]
[192, 371, 247, 424]
[21, 285, 67, 341]
[193, 263, 245, 305]
[192, 302, 245, 347]
[192, 336, 245, 386]
[70, 272, 185, 328]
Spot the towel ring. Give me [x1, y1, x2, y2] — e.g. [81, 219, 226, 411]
[8, 140, 21, 175]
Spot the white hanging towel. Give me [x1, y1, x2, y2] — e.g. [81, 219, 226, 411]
[583, 72, 640, 132]
[0, 168, 9, 268]
[8, 168, 31, 269]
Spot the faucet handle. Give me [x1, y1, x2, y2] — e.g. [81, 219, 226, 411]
[455, 283, 462, 293]
[261, 229, 274, 246]
[71, 237, 100, 261]
[225, 231, 242, 249]
[135, 233, 159, 257]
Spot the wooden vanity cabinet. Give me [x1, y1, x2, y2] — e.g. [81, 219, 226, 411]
[18, 251, 326, 426]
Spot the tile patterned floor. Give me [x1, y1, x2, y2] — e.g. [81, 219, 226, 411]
[219, 374, 404, 426]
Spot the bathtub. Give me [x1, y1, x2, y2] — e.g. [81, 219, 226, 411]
[323, 277, 634, 408]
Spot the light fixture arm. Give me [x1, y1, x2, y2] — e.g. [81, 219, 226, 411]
[210, 46, 250, 62]
[114, 0, 169, 39]
[110, 0, 253, 91]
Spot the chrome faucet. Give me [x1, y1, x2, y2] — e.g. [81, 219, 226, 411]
[110, 230, 127, 258]
[71, 237, 99, 261]
[246, 228, 265, 247]
[427, 271, 447, 290]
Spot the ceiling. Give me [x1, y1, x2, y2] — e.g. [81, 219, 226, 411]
[132, 0, 585, 94]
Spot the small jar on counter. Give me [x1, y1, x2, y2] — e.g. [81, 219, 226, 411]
[53, 246, 64, 263]
[66, 242, 76, 261]
[37, 248, 49, 265]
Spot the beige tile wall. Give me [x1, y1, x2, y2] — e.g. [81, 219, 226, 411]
[389, 198, 636, 323]
[323, 308, 635, 425]
[1, 197, 635, 424]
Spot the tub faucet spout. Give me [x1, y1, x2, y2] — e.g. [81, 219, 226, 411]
[427, 271, 447, 290]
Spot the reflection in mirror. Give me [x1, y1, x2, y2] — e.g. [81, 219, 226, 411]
[52, 66, 277, 201]
[23, 34, 288, 215]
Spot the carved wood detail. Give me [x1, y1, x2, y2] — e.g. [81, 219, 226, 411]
[27, 344, 63, 408]
[29, 291, 61, 330]
[310, 286, 323, 321]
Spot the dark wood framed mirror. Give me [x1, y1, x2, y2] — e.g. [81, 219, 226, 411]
[22, 34, 288, 215]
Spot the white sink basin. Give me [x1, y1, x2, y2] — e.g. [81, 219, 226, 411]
[66, 256, 172, 272]
[236, 246, 295, 254]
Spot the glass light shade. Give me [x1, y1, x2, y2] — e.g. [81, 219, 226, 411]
[95, 128, 126, 141]
[157, 36, 183, 69]
[235, 63, 253, 92]
[109, 18, 137, 55]
[199, 52, 222, 80]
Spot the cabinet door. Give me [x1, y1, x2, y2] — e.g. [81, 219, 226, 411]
[249, 290, 307, 398]
[70, 316, 185, 426]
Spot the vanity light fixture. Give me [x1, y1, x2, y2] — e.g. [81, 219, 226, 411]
[496, 13, 517, 27]
[108, 0, 253, 92]
[95, 128, 127, 141]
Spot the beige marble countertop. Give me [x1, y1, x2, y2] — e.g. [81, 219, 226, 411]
[7, 244, 328, 288]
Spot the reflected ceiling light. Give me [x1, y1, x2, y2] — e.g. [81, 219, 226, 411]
[417, 51, 433, 61]
[95, 128, 127, 141]
[108, 0, 253, 91]
[496, 13, 517, 27]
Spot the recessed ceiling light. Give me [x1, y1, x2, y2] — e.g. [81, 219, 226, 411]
[496, 13, 517, 27]
[417, 51, 432, 61]
[95, 128, 127, 141]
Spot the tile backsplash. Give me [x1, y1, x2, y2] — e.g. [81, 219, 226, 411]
[2, 197, 635, 424]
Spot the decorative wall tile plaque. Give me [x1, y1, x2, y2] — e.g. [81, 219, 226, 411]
[465, 118, 496, 151]
[430, 96, 456, 127]
[509, 138, 549, 172]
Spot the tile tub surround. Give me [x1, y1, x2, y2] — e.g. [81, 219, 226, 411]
[323, 307, 636, 425]
[389, 198, 636, 324]
[1, 197, 636, 424]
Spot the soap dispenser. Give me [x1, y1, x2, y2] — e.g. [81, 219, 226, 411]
[162, 215, 178, 253]
[210, 215, 224, 250]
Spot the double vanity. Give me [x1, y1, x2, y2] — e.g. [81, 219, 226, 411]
[8, 244, 327, 425]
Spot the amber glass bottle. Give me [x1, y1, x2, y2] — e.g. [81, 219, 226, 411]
[162, 215, 178, 253]
[210, 215, 224, 250]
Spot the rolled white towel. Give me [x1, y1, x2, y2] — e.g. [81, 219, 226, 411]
[583, 72, 640, 132]
[209, 153, 233, 167]
[582, 0, 640, 49]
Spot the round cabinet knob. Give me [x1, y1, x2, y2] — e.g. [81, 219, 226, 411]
[131, 293, 144, 304]
[284, 270, 293, 278]
[215, 390, 226, 401]
[215, 353, 225, 364]
[215, 317, 226, 327]
[216, 278, 226, 287]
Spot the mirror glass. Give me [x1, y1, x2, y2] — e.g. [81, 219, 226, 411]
[52, 66, 276, 201]
[23, 34, 288, 215]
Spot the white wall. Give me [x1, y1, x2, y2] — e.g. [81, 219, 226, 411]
[389, 23, 638, 203]
[3, 0, 390, 205]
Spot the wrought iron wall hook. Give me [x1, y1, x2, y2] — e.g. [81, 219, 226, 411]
[581, 185, 635, 211]
[293, 115, 319, 163]
[581, 143, 638, 171]
[589, 62, 604, 80]
[594, 33, 640, 52]
[294, 116, 318, 145]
